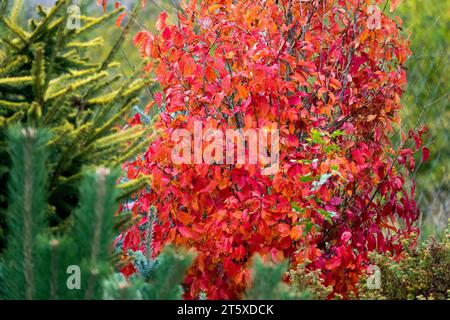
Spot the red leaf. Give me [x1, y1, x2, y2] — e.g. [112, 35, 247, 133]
[330, 197, 342, 206]
[155, 92, 163, 107]
[177, 225, 193, 239]
[325, 256, 341, 270]
[422, 147, 430, 162]
[271, 248, 284, 264]
[288, 96, 302, 106]
[341, 231, 352, 243]
[115, 0, 419, 299]
[162, 27, 171, 40]
[156, 12, 168, 31]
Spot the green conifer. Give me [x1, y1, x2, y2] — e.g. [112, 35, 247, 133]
[0, 0, 154, 250]
[0, 126, 193, 300]
[1, 127, 48, 299]
[0, 125, 119, 299]
[245, 255, 311, 300]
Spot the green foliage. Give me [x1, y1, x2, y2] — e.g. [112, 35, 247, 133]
[102, 246, 194, 300]
[1, 127, 48, 299]
[358, 221, 450, 300]
[0, 126, 119, 299]
[130, 249, 159, 280]
[72, 166, 121, 299]
[245, 255, 311, 300]
[102, 272, 146, 300]
[0, 0, 156, 250]
[141, 246, 194, 300]
[289, 265, 336, 300]
[0, 126, 192, 300]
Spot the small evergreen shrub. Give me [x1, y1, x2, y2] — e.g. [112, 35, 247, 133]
[289, 264, 336, 300]
[358, 221, 450, 300]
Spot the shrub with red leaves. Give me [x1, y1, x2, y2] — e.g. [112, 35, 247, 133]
[116, 0, 427, 299]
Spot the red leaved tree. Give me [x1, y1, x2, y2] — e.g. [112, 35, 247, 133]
[116, 0, 427, 299]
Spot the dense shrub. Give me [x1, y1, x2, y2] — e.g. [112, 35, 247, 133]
[112, 0, 427, 298]
[289, 263, 335, 300]
[358, 220, 450, 300]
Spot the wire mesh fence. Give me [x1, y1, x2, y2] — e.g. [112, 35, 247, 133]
[404, 83, 450, 238]
[398, 0, 450, 237]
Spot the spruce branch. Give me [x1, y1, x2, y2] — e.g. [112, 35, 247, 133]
[28, 0, 67, 43]
[9, 0, 23, 24]
[44, 72, 108, 102]
[116, 175, 152, 202]
[31, 44, 46, 106]
[0, 76, 32, 88]
[75, 7, 124, 37]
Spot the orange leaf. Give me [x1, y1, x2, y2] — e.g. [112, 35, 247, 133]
[236, 85, 248, 99]
[178, 212, 194, 226]
[224, 51, 235, 59]
[205, 66, 216, 82]
[208, 4, 222, 12]
[290, 225, 303, 240]
[116, 12, 127, 27]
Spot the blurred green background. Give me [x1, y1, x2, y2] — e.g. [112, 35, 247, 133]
[8, 0, 450, 239]
[396, 0, 449, 238]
